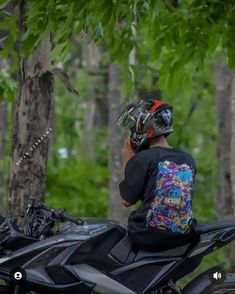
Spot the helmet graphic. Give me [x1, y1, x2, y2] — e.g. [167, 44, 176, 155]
[116, 99, 173, 152]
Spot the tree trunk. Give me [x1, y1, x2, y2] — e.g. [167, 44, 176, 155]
[83, 43, 108, 159]
[82, 43, 100, 159]
[230, 68, 235, 271]
[0, 99, 7, 214]
[107, 62, 132, 224]
[215, 60, 235, 270]
[0, 16, 11, 214]
[8, 1, 53, 219]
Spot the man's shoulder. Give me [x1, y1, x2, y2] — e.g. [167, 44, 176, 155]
[174, 148, 193, 157]
[177, 148, 195, 161]
[173, 148, 196, 169]
[133, 147, 195, 165]
[135, 147, 160, 160]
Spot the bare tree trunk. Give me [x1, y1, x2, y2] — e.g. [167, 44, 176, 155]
[216, 61, 233, 219]
[83, 43, 108, 159]
[8, 1, 53, 220]
[82, 43, 100, 159]
[83, 42, 109, 160]
[108, 62, 132, 224]
[215, 60, 235, 270]
[230, 69, 235, 271]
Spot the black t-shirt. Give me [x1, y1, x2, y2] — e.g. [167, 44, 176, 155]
[119, 146, 197, 248]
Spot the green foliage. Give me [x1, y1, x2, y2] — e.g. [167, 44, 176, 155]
[46, 155, 108, 217]
[0, 0, 10, 9]
[1, 0, 235, 95]
[45, 72, 108, 218]
[0, 69, 16, 101]
[0, 9, 18, 72]
[21, 1, 235, 93]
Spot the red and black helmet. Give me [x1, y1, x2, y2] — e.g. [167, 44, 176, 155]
[116, 99, 173, 152]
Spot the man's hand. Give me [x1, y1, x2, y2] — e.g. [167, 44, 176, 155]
[121, 198, 133, 207]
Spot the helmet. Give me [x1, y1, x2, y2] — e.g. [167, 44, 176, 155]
[116, 99, 173, 152]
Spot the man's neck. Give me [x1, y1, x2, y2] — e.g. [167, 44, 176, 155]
[149, 136, 172, 149]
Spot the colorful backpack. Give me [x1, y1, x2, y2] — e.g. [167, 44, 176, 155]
[146, 160, 194, 233]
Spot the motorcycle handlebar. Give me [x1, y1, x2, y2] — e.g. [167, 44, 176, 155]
[27, 198, 84, 225]
[59, 210, 84, 225]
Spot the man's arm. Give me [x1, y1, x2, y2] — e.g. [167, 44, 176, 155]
[121, 138, 135, 179]
[120, 139, 135, 207]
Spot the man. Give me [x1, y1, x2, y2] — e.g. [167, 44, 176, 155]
[117, 99, 199, 251]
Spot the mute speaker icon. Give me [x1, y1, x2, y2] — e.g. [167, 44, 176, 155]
[213, 272, 222, 280]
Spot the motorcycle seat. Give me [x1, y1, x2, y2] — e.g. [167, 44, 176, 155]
[110, 234, 191, 264]
[134, 243, 190, 261]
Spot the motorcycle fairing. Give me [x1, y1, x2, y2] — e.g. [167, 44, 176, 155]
[0, 218, 235, 293]
[0, 219, 122, 265]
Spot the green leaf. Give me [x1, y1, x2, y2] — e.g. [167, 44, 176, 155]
[95, 22, 104, 39]
[0, 10, 11, 17]
[0, 69, 16, 102]
[0, 0, 10, 10]
[50, 41, 68, 62]
[141, 1, 149, 13]
[20, 33, 41, 57]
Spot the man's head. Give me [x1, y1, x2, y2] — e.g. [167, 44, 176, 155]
[116, 99, 173, 152]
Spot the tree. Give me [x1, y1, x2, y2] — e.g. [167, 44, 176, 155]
[82, 42, 108, 160]
[107, 62, 131, 223]
[0, 2, 16, 213]
[8, 1, 54, 219]
[215, 60, 235, 271]
[0, 98, 7, 214]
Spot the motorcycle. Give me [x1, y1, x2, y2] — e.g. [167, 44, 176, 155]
[0, 198, 235, 294]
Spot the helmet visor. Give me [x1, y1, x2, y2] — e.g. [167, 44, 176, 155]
[116, 104, 137, 128]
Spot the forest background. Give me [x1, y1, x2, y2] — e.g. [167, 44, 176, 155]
[0, 0, 235, 285]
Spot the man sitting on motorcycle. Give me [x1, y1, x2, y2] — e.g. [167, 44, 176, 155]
[117, 99, 198, 251]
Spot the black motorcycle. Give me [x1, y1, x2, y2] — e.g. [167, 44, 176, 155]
[0, 198, 235, 294]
